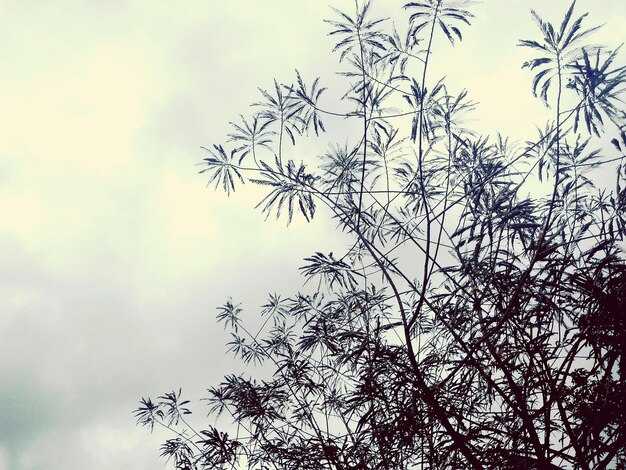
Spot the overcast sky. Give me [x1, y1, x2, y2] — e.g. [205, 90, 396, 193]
[1, 1, 624, 469]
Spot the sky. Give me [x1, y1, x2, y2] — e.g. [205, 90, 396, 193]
[0, 1, 624, 469]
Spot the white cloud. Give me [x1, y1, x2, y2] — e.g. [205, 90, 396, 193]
[0, 1, 624, 469]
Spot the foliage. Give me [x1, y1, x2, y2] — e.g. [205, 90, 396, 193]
[136, 1, 626, 469]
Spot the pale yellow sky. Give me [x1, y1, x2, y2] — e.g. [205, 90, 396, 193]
[0, 1, 624, 469]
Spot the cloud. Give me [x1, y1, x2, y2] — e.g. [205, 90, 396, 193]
[0, 375, 57, 469]
[0, 1, 624, 469]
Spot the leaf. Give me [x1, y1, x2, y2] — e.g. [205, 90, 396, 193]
[216, 298, 242, 331]
[199, 145, 245, 195]
[300, 252, 361, 289]
[251, 158, 317, 224]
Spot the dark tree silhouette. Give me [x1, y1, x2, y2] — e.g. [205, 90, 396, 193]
[135, 1, 626, 468]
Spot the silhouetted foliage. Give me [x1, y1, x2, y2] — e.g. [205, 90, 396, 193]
[136, 1, 626, 468]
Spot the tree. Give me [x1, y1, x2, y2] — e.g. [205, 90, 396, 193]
[135, 1, 626, 468]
